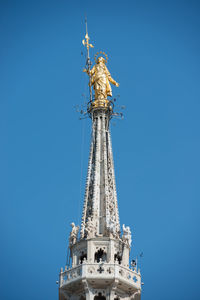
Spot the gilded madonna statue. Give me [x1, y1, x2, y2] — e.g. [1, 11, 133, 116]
[84, 56, 119, 100]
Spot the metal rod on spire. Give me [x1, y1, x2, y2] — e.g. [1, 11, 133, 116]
[85, 17, 89, 58]
[82, 17, 94, 103]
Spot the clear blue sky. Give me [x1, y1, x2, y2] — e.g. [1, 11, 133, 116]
[0, 1, 200, 299]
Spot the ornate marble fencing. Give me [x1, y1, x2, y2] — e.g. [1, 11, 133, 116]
[60, 262, 141, 289]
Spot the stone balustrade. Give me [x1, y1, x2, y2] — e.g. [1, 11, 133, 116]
[60, 262, 141, 289]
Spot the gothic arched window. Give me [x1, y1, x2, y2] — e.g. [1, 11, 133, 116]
[94, 293, 106, 300]
[79, 251, 87, 264]
[94, 248, 107, 263]
[114, 252, 122, 264]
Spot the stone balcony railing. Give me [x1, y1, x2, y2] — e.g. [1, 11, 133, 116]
[60, 262, 141, 289]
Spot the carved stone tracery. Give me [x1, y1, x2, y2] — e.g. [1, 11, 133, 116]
[81, 110, 120, 239]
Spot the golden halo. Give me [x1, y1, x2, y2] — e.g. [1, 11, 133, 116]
[94, 51, 108, 64]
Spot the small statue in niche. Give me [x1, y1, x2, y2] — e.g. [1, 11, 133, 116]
[69, 222, 79, 245]
[122, 224, 132, 247]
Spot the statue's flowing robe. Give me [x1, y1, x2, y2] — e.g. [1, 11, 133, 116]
[90, 63, 114, 98]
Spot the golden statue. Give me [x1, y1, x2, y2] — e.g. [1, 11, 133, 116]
[84, 54, 119, 101]
[82, 21, 119, 103]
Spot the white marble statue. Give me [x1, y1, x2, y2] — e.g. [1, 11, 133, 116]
[122, 224, 132, 247]
[69, 222, 79, 245]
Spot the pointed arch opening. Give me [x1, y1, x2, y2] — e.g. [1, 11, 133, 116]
[94, 248, 107, 263]
[79, 251, 87, 264]
[94, 293, 106, 300]
[114, 251, 122, 264]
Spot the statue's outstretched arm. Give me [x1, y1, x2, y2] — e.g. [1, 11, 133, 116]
[105, 66, 119, 87]
[108, 75, 119, 87]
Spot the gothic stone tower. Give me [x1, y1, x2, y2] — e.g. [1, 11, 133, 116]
[59, 31, 141, 300]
